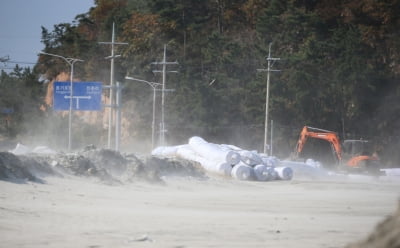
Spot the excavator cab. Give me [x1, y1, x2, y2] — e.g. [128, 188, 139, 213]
[342, 139, 371, 157]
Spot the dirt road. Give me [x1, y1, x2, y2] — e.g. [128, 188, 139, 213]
[0, 174, 399, 248]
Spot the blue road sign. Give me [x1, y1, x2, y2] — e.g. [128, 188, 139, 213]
[53, 82, 102, 111]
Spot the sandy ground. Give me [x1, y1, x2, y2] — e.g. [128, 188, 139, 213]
[0, 174, 399, 248]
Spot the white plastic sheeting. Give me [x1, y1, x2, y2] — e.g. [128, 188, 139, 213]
[188, 136, 241, 165]
[152, 136, 294, 181]
[9, 143, 57, 155]
[9, 143, 31, 155]
[253, 164, 277, 181]
[176, 145, 232, 176]
[238, 150, 263, 166]
[151, 145, 184, 158]
[274, 166, 294, 180]
[278, 160, 328, 179]
[231, 163, 255, 180]
[381, 168, 400, 176]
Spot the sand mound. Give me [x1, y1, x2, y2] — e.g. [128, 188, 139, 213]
[144, 156, 206, 178]
[0, 148, 206, 184]
[0, 152, 41, 182]
[346, 202, 400, 248]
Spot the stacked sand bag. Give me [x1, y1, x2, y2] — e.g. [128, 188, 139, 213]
[152, 136, 294, 181]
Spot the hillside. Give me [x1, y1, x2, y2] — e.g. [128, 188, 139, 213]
[1, 0, 400, 165]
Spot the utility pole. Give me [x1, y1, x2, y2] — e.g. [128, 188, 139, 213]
[99, 22, 128, 150]
[257, 43, 280, 155]
[152, 44, 178, 146]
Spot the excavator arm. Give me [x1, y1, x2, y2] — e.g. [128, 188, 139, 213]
[295, 126, 342, 163]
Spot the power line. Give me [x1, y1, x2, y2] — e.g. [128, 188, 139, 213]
[7, 60, 37, 65]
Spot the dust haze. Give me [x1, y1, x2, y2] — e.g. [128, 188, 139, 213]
[1, 138, 400, 248]
[1, 69, 399, 248]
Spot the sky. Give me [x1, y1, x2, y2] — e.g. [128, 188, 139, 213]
[0, 0, 95, 71]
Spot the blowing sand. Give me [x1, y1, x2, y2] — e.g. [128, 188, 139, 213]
[0, 173, 399, 248]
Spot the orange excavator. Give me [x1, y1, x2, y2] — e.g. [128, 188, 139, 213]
[294, 126, 380, 174]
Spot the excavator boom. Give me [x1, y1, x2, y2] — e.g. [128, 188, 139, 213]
[295, 126, 342, 163]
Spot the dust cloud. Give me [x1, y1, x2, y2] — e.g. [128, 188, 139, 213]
[0, 144, 399, 248]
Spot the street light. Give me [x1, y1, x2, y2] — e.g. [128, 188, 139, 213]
[39, 51, 83, 151]
[125, 76, 162, 150]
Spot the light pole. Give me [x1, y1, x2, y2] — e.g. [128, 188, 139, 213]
[39, 52, 83, 151]
[125, 76, 162, 150]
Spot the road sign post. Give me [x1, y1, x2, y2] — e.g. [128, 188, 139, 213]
[53, 82, 102, 111]
[53, 81, 102, 150]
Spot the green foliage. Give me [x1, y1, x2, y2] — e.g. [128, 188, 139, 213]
[0, 67, 45, 138]
[5, 0, 396, 164]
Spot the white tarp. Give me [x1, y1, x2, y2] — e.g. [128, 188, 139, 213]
[274, 166, 294, 180]
[188, 136, 241, 165]
[253, 164, 276, 181]
[176, 145, 232, 176]
[151, 145, 184, 157]
[152, 136, 296, 182]
[381, 168, 400, 176]
[238, 150, 264, 166]
[9, 143, 57, 155]
[278, 160, 328, 179]
[231, 163, 255, 180]
[9, 143, 31, 155]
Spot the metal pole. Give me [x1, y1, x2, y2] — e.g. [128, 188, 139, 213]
[263, 44, 271, 154]
[151, 45, 178, 147]
[115, 81, 121, 151]
[38, 52, 83, 152]
[270, 119, 273, 156]
[125, 76, 161, 151]
[99, 23, 128, 150]
[257, 43, 280, 154]
[151, 86, 156, 149]
[107, 23, 116, 149]
[161, 44, 166, 146]
[68, 62, 74, 151]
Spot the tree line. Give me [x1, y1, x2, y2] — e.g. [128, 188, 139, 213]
[1, 0, 400, 165]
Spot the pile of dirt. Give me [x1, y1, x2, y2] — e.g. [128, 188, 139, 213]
[0, 148, 206, 184]
[144, 156, 206, 179]
[346, 202, 400, 248]
[0, 152, 41, 182]
[82, 148, 128, 177]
